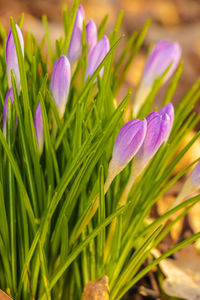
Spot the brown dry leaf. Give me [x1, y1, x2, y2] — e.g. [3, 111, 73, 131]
[0, 290, 12, 300]
[81, 275, 109, 300]
[158, 245, 200, 299]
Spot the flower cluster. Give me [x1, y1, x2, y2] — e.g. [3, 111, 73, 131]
[106, 103, 175, 199]
[3, 7, 110, 153]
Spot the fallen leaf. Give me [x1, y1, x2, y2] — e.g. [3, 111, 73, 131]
[158, 245, 200, 299]
[81, 275, 109, 300]
[0, 290, 12, 300]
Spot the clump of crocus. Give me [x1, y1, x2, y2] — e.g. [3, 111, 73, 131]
[6, 24, 24, 92]
[34, 102, 44, 155]
[172, 161, 200, 208]
[133, 40, 181, 116]
[86, 19, 97, 56]
[104, 119, 147, 192]
[67, 5, 85, 65]
[3, 88, 14, 137]
[50, 56, 71, 118]
[120, 104, 174, 204]
[85, 35, 110, 79]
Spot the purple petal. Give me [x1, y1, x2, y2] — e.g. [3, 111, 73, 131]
[159, 103, 174, 140]
[136, 112, 171, 163]
[86, 19, 97, 56]
[112, 119, 147, 168]
[3, 88, 14, 136]
[50, 56, 71, 118]
[67, 5, 85, 65]
[6, 24, 24, 91]
[34, 102, 44, 155]
[142, 40, 181, 86]
[85, 35, 110, 79]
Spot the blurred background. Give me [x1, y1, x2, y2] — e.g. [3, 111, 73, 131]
[1, 0, 200, 103]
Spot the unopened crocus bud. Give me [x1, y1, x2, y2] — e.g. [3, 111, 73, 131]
[67, 5, 85, 65]
[135, 111, 172, 166]
[120, 106, 174, 204]
[134, 40, 181, 116]
[104, 119, 147, 193]
[34, 102, 44, 155]
[50, 56, 71, 118]
[85, 35, 110, 79]
[86, 19, 97, 56]
[3, 88, 14, 136]
[6, 24, 24, 92]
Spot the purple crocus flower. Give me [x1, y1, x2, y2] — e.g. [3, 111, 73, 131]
[134, 40, 181, 116]
[135, 108, 174, 165]
[86, 19, 97, 56]
[67, 5, 85, 65]
[3, 88, 15, 136]
[110, 119, 147, 173]
[50, 56, 71, 118]
[34, 102, 44, 155]
[143, 40, 181, 85]
[6, 24, 24, 92]
[85, 35, 110, 79]
[103, 118, 147, 194]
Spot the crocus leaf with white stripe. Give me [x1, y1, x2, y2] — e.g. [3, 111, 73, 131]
[3, 88, 14, 137]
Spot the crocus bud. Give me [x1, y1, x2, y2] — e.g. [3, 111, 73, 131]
[3, 88, 14, 136]
[133, 40, 181, 116]
[34, 102, 44, 155]
[86, 19, 97, 56]
[85, 35, 110, 79]
[50, 56, 71, 118]
[67, 5, 85, 65]
[6, 24, 24, 92]
[119, 106, 174, 204]
[108, 119, 147, 178]
[135, 111, 172, 166]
